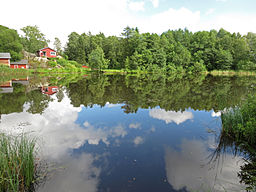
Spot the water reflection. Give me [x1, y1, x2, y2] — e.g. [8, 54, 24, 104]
[38, 153, 100, 192]
[165, 139, 246, 191]
[1, 74, 256, 191]
[149, 109, 193, 124]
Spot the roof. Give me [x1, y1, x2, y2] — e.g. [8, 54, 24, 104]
[0, 53, 11, 59]
[0, 87, 13, 93]
[10, 59, 28, 65]
[39, 47, 56, 52]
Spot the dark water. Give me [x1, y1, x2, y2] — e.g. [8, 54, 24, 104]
[0, 74, 256, 192]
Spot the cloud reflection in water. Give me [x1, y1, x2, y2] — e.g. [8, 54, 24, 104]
[149, 109, 193, 124]
[165, 139, 246, 191]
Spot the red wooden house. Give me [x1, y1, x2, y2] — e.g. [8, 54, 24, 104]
[0, 53, 11, 67]
[0, 80, 13, 93]
[10, 60, 29, 69]
[38, 47, 57, 58]
[41, 86, 58, 95]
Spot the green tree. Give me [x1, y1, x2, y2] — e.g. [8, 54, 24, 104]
[53, 37, 62, 55]
[215, 49, 233, 70]
[0, 25, 23, 61]
[65, 32, 80, 60]
[88, 47, 109, 70]
[21, 25, 49, 53]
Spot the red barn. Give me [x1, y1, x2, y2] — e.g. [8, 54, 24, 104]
[10, 60, 29, 69]
[0, 53, 11, 67]
[38, 47, 57, 58]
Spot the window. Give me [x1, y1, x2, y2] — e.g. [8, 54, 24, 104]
[50, 52, 56, 56]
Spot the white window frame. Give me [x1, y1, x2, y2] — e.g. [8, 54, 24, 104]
[50, 52, 56, 56]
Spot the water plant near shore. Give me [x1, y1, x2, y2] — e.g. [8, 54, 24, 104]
[217, 94, 256, 191]
[0, 133, 37, 192]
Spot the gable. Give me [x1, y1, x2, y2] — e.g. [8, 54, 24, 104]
[40, 47, 56, 52]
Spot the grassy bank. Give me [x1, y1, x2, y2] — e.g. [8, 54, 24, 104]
[0, 65, 31, 76]
[221, 94, 256, 148]
[0, 133, 37, 192]
[208, 70, 256, 76]
[220, 95, 256, 191]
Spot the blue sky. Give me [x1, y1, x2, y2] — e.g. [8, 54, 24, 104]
[1, 0, 256, 45]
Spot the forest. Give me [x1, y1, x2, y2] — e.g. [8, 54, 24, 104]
[65, 27, 256, 73]
[1, 25, 256, 73]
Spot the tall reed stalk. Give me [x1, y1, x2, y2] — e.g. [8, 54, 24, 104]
[0, 133, 37, 192]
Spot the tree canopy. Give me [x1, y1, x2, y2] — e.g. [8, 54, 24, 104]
[0, 25, 23, 61]
[65, 27, 256, 72]
[20, 25, 49, 53]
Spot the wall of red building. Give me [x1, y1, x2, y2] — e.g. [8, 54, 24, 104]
[0, 58, 10, 65]
[40, 48, 57, 58]
[10, 64, 27, 69]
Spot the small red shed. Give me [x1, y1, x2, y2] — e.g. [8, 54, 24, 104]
[0, 53, 11, 67]
[10, 60, 29, 69]
[38, 47, 57, 58]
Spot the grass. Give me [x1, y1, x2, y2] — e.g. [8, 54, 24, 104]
[218, 95, 256, 191]
[0, 65, 31, 76]
[208, 70, 256, 76]
[0, 133, 37, 192]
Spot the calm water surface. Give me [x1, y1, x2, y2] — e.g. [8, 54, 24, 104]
[0, 74, 255, 192]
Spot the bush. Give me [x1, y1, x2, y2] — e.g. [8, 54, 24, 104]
[48, 60, 57, 67]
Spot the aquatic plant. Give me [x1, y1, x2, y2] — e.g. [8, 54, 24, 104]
[218, 94, 256, 191]
[0, 133, 37, 192]
[221, 95, 256, 149]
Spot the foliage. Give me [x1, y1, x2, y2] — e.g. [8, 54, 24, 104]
[88, 47, 109, 70]
[20, 25, 49, 53]
[0, 133, 37, 192]
[221, 95, 256, 147]
[53, 37, 62, 54]
[0, 65, 30, 75]
[0, 25, 23, 61]
[64, 27, 256, 73]
[219, 94, 256, 190]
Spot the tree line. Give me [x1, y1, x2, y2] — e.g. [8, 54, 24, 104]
[1, 24, 256, 72]
[65, 27, 256, 72]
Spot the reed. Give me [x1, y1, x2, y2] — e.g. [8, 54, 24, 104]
[0, 133, 37, 192]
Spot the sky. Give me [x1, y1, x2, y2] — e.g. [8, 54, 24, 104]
[1, 0, 256, 46]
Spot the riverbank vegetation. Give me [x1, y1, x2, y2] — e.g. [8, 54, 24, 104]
[0, 65, 31, 76]
[1, 24, 256, 74]
[219, 94, 256, 190]
[0, 133, 37, 192]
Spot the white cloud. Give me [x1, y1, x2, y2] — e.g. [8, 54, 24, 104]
[128, 1, 145, 12]
[216, 0, 227, 2]
[142, 7, 201, 34]
[40, 153, 100, 192]
[150, 0, 159, 8]
[0, 0, 255, 47]
[133, 136, 144, 146]
[206, 8, 215, 16]
[211, 111, 221, 117]
[202, 13, 256, 35]
[0, 92, 126, 159]
[105, 102, 122, 108]
[165, 139, 246, 191]
[149, 109, 193, 124]
[129, 123, 141, 129]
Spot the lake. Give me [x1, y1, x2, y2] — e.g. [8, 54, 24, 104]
[0, 74, 255, 192]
